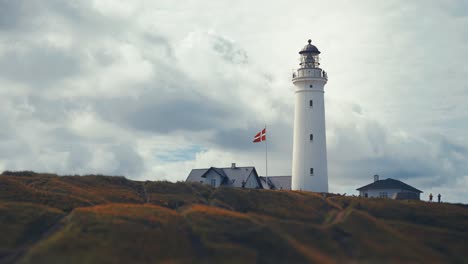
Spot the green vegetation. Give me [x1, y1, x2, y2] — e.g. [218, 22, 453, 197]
[0, 202, 65, 262]
[0, 171, 467, 264]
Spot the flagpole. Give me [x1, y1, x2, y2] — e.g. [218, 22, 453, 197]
[265, 125, 268, 188]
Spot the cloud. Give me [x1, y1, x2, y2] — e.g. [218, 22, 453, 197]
[118, 95, 232, 134]
[0, 1, 25, 30]
[211, 35, 249, 64]
[327, 101, 468, 199]
[0, 45, 81, 85]
[0, 0, 467, 203]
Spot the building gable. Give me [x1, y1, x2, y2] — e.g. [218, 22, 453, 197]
[243, 171, 261, 189]
[207, 167, 228, 179]
[221, 167, 256, 188]
[202, 170, 224, 187]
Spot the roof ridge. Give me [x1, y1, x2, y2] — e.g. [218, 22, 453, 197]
[356, 177, 422, 193]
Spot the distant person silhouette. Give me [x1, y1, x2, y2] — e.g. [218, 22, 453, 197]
[429, 193, 433, 202]
[438, 194, 441, 203]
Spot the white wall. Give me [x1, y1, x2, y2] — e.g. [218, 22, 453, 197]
[291, 67, 328, 192]
[359, 188, 420, 199]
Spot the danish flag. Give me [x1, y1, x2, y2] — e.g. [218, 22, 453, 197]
[253, 128, 266, 143]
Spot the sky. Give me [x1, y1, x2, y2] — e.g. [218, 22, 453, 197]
[0, 0, 467, 203]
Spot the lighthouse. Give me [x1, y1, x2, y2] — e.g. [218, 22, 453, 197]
[291, 39, 328, 193]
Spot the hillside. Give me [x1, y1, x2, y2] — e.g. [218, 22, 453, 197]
[0, 172, 467, 264]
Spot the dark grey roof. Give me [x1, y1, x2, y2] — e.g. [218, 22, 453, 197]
[299, 39, 320, 54]
[186, 166, 261, 188]
[259, 177, 274, 190]
[211, 167, 228, 179]
[222, 167, 260, 188]
[357, 178, 423, 193]
[186, 168, 209, 182]
[259, 176, 291, 190]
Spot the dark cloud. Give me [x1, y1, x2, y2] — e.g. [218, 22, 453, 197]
[354, 137, 468, 188]
[354, 156, 440, 182]
[16, 96, 82, 123]
[0, 0, 24, 30]
[124, 97, 231, 133]
[212, 35, 248, 64]
[91, 87, 231, 134]
[212, 128, 259, 151]
[329, 111, 468, 192]
[0, 45, 81, 85]
[0, 1, 86, 31]
[444, 0, 468, 17]
[143, 33, 174, 58]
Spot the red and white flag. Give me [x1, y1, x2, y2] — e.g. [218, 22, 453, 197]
[253, 128, 266, 143]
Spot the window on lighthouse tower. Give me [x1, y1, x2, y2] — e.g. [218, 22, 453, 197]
[310, 168, 314, 176]
[309, 100, 313, 107]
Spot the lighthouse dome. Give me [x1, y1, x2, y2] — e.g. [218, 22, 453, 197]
[299, 39, 321, 54]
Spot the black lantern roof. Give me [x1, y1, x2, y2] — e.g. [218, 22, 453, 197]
[299, 39, 320, 55]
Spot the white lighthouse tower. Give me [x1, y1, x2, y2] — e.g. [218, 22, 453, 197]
[291, 39, 328, 193]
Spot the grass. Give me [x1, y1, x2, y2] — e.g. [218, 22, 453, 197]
[19, 204, 195, 264]
[0, 172, 467, 264]
[1, 173, 146, 210]
[183, 204, 313, 264]
[0, 202, 65, 260]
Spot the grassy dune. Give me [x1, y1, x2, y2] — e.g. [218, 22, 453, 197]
[0, 202, 65, 261]
[0, 172, 467, 264]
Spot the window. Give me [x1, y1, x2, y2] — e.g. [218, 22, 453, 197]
[309, 100, 313, 107]
[310, 134, 313, 141]
[379, 192, 388, 198]
[310, 168, 314, 176]
[211, 179, 216, 187]
[309, 85, 313, 88]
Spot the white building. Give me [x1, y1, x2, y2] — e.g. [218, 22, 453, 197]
[291, 39, 329, 192]
[185, 163, 291, 190]
[357, 175, 423, 200]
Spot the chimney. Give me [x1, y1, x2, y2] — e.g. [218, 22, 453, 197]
[374, 174, 379, 182]
[231, 163, 236, 169]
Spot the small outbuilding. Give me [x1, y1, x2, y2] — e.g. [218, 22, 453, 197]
[259, 176, 291, 190]
[357, 175, 423, 200]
